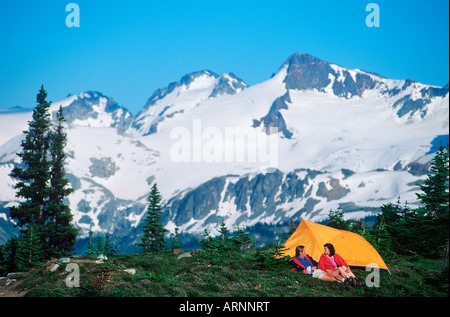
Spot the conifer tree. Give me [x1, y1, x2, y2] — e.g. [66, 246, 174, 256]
[416, 143, 449, 217]
[137, 183, 168, 253]
[0, 246, 6, 276]
[104, 233, 112, 256]
[372, 202, 401, 257]
[87, 223, 95, 257]
[232, 225, 254, 250]
[9, 86, 77, 261]
[15, 220, 42, 271]
[0, 236, 19, 274]
[219, 220, 229, 241]
[287, 219, 298, 236]
[9, 85, 52, 256]
[415, 143, 449, 259]
[46, 105, 78, 257]
[170, 227, 181, 252]
[326, 207, 351, 230]
[96, 235, 104, 255]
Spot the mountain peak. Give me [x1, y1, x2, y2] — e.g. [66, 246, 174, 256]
[278, 52, 388, 99]
[61, 91, 133, 131]
[274, 52, 449, 120]
[144, 70, 219, 108]
[132, 70, 248, 136]
[144, 70, 247, 110]
[180, 70, 219, 86]
[284, 52, 323, 65]
[281, 52, 336, 91]
[209, 72, 247, 98]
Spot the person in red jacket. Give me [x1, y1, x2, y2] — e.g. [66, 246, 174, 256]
[318, 243, 363, 286]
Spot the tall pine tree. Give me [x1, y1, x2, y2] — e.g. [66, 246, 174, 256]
[9, 85, 52, 257]
[416, 143, 449, 217]
[87, 223, 96, 257]
[137, 183, 168, 253]
[415, 143, 449, 260]
[46, 105, 78, 257]
[9, 86, 77, 261]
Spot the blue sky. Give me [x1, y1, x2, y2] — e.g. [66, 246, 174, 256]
[1, 0, 448, 115]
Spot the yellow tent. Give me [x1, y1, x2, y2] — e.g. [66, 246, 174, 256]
[281, 219, 390, 273]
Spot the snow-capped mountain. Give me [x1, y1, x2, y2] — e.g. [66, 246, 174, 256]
[130, 70, 247, 136]
[0, 53, 448, 251]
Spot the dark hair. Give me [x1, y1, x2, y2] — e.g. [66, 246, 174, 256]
[295, 245, 305, 256]
[324, 243, 335, 256]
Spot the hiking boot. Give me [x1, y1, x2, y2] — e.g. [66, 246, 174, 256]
[347, 276, 356, 286]
[355, 277, 364, 286]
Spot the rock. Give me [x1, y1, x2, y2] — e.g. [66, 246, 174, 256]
[257, 92, 293, 139]
[63, 91, 133, 133]
[316, 178, 350, 202]
[89, 157, 118, 179]
[50, 264, 60, 272]
[97, 254, 108, 260]
[177, 251, 193, 260]
[172, 248, 183, 255]
[123, 269, 136, 275]
[58, 257, 71, 264]
[282, 53, 378, 98]
[209, 73, 247, 98]
[6, 279, 16, 286]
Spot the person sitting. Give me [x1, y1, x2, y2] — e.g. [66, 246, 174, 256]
[291, 245, 337, 282]
[318, 243, 363, 286]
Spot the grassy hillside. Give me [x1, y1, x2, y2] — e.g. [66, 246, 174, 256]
[0, 246, 448, 298]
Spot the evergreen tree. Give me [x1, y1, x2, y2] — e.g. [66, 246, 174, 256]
[326, 207, 351, 230]
[0, 245, 6, 275]
[232, 225, 254, 250]
[9, 87, 77, 261]
[371, 205, 397, 257]
[0, 236, 19, 275]
[9, 86, 52, 252]
[287, 219, 298, 236]
[377, 199, 420, 256]
[374, 201, 401, 246]
[87, 223, 95, 257]
[199, 229, 215, 250]
[112, 241, 119, 256]
[104, 233, 112, 256]
[96, 235, 104, 256]
[416, 143, 449, 217]
[415, 144, 449, 260]
[46, 105, 78, 257]
[15, 221, 42, 271]
[137, 183, 168, 253]
[170, 227, 182, 251]
[219, 220, 229, 241]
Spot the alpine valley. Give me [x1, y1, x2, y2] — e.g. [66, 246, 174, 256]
[0, 53, 448, 253]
